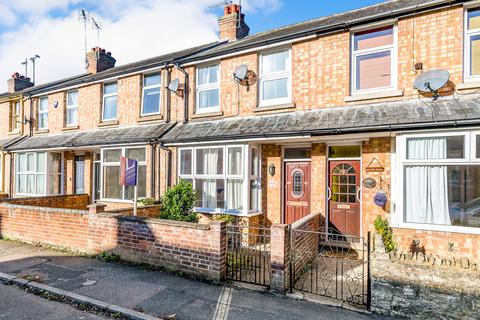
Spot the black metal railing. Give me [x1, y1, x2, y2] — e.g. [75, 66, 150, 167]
[290, 229, 371, 308]
[226, 225, 271, 286]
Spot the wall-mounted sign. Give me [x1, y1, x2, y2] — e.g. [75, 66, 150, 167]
[366, 157, 385, 172]
[363, 178, 377, 189]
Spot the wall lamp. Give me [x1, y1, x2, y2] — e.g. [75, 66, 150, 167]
[268, 163, 276, 177]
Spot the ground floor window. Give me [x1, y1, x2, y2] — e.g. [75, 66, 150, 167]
[397, 131, 480, 230]
[101, 147, 147, 201]
[178, 144, 261, 214]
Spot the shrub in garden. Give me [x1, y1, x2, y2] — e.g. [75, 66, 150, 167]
[159, 179, 199, 223]
[374, 215, 396, 252]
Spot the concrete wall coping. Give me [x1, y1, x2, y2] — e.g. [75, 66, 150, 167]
[97, 212, 212, 230]
[0, 194, 89, 202]
[291, 211, 321, 230]
[104, 204, 161, 214]
[0, 202, 88, 215]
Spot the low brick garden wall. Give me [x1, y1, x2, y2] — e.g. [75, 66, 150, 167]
[0, 197, 226, 280]
[0, 194, 90, 210]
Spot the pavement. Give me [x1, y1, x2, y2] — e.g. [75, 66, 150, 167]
[0, 284, 107, 320]
[0, 239, 391, 320]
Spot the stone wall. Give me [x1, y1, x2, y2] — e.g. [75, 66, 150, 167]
[372, 253, 480, 319]
[0, 194, 90, 210]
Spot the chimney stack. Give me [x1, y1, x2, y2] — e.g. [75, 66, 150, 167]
[218, 4, 249, 41]
[86, 47, 116, 74]
[7, 72, 34, 93]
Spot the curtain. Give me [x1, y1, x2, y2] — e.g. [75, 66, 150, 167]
[202, 149, 218, 209]
[227, 180, 242, 210]
[405, 137, 451, 225]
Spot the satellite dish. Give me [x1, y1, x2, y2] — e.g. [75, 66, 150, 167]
[168, 78, 180, 93]
[413, 69, 450, 98]
[233, 64, 248, 82]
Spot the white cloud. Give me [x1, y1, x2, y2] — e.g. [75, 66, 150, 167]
[0, 0, 282, 92]
[0, 4, 17, 26]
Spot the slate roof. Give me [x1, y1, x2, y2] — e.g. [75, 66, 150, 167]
[7, 123, 174, 151]
[0, 136, 25, 150]
[0, 0, 459, 98]
[160, 95, 480, 143]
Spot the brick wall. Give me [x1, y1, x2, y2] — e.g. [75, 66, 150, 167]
[0, 194, 90, 210]
[105, 205, 160, 218]
[290, 213, 321, 281]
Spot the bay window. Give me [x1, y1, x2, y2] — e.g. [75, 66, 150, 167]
[465, 8, 480, 80]
[396, 131, 480, 231]
[16, 152, 46, 196]
[101, 147, 147, 201]
[178, 145, 261, 214]
[259, 48, 291, 106]
[351, 25, 396, 93]
[196, 64, 220, 113]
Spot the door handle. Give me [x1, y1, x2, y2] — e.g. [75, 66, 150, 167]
[327, 187, 332, 200]
[356, 187, 361, 202]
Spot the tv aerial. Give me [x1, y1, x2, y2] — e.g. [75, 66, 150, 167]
[91, 17, 103, 60]
[78, 9, 91, 68]
[413, 69, 450, 100]
[233, 64, 257, 87]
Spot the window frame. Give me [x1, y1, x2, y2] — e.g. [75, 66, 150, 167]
[196, 63, 221, 114]
[464, 7, 480, 82]
[10, 101, 21, 132]
[102, 82, 118, 122]
[37, 96, 49, 130]
[178, 144, 261, 215]
[393, 130, 480, 234]
[15, 152, 48, 196]
[65, 90, 79, 127]
[350, 24, 397, 95]
[258, 47, 292, 107]
[100, 146, 148, 203]
[141, 73, 162, 116]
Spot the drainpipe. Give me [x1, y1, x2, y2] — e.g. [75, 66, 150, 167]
[174, 63, 189, 124]
[28, 95, 33, 137]
[8, 151, 13, 198]
[149, 140, 158, 199]
[166, 65, 172, 123]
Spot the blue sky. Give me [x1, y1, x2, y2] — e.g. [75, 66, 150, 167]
[0, 0, 387, 92]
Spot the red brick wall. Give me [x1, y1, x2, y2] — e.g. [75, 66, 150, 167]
[104, 205, 160, 218]
[0, 203, 89, 251]
[0, 194, 90, 210]
[290, 213, 321, 280]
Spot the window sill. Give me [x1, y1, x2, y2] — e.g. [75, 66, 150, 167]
[194, 209, 263, 217]
[392, 222, 480, 235]
[137, 114, 163, 123]
[62, 125, 79, 132]
[456, 81, 480, 90]
[191, 111, 224, 119]
[8, 130, 20, 136]
[344, 89, 404, 102]
[254, 102, 296, 113]
[34, 129, 49, 134]
[98, 120, 119, 128]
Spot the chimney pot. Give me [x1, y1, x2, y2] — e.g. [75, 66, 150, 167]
[86, 47, 116, 74]
[218, 4, 249, 41]
[7, 72, 33, 93]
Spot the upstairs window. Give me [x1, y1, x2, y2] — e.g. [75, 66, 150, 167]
[465, 8, 480, 80]
[38, 97, 48, 130]
[10, 101, 21, 132]
[196, 64, 220, 113]
[352, 25, 395, 93]
[102, 82, 118, 121]
[142, 74, 161, 116]
[259, 49, 291, 106]
[66, 91, 78, 126]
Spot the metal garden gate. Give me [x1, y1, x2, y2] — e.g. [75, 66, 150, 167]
[226, 225, 271, 286]
[290, 229, 371, 308]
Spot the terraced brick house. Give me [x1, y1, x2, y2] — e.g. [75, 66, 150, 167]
[2, 0, 480, 260]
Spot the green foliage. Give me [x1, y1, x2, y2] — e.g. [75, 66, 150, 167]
[159, 179, 199, 223]
[374, 215, 396, 252]
[212, 214, 237, 225]
[97, 251, 121, 263]
[137, 197, 156, 207]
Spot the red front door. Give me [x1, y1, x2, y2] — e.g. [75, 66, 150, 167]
[328, 160, 361, 236]
[285, 162, 311, 224]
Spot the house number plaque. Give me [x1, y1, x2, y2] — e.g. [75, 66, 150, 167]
[363, 178, 377, 189]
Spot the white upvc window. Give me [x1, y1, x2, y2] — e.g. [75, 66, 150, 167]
[101, 146, 147, 202]
[15, 151, 63, 196]
[178, 144, 261, 215]
[394, 130, 480, 234]
[259, 48, 292, 107]
[351, 24, 397, 94]
[196, 64, 220, 113]
[141, 74, 161, 116]
[465, 8, 480, 81]
[102, 82, 118, 121]
[66, 91, 78, 126]
[38, 97, 48, 130]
